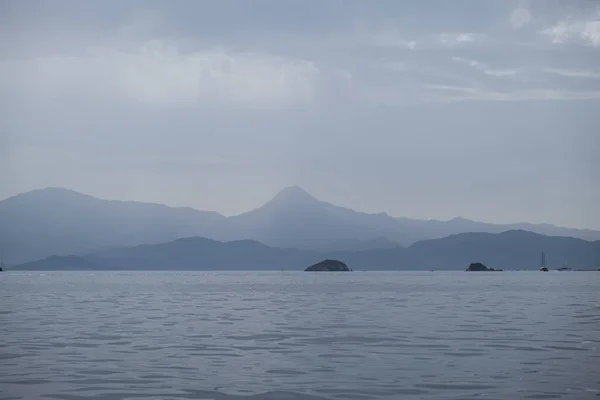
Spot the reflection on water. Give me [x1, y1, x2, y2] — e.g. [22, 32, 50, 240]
[1, 271, 599, 399]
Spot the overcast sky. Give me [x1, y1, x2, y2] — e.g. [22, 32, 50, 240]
[1, 0, 599, 229]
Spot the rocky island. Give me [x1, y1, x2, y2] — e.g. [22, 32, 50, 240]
[305, 259, 350, 272]
[466, 262, 501, 272]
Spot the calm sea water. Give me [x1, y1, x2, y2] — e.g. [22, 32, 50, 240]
[1, 271, 599, 400]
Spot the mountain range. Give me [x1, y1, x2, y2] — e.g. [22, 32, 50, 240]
[2, 186, 600, 265]
[11, 230, 600, 271]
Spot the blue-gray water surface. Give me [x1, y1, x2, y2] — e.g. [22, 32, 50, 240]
[1, 271, 599, 400]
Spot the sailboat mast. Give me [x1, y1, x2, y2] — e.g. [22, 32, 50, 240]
[541, 251, 546, 269]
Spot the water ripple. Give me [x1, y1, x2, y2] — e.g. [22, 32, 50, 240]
[1, 271, 599, 400]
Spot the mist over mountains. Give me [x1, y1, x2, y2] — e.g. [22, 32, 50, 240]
[2, 186, 600, 265]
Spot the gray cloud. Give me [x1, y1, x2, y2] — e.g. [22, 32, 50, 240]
[451, 57, 519, 78]
[1, 0, 599, 229]
[543, 68, 600, 80]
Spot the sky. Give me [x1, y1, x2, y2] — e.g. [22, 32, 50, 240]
[1, 0, 599, 229]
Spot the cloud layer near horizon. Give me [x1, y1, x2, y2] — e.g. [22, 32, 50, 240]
[1, 0, 599, 229]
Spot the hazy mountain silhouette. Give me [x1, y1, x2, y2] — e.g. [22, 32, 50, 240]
[11, 230, 600, 271]
[14, 237, 320, 271]
[0, 188, 227, 264]
[230, 186, 600, 248]
[324, 236, 400, 252]
[225, 185, 419, 249]
[399, 230, 600, 271]
[2, 186, 600, 264]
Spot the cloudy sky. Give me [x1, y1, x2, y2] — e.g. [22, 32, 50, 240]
[1, 0, 599, 229]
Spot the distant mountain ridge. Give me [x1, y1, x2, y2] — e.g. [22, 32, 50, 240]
[11, 230, 600, 271]
[0, 187, 227, 264]
[2, 186, 599, 264]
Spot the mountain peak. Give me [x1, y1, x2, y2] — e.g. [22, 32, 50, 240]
[271, 185, 318, 203]
[2, 187, 92, 204]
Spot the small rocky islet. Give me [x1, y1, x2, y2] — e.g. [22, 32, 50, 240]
[305, 259, 351, 272]
[465, 262, 502, 272]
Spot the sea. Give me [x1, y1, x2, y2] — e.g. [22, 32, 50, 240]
[1, 271, 599, 400]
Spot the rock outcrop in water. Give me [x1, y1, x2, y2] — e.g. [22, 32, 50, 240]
[466, 262, 496, 272]
[305, 259, 350, 272]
